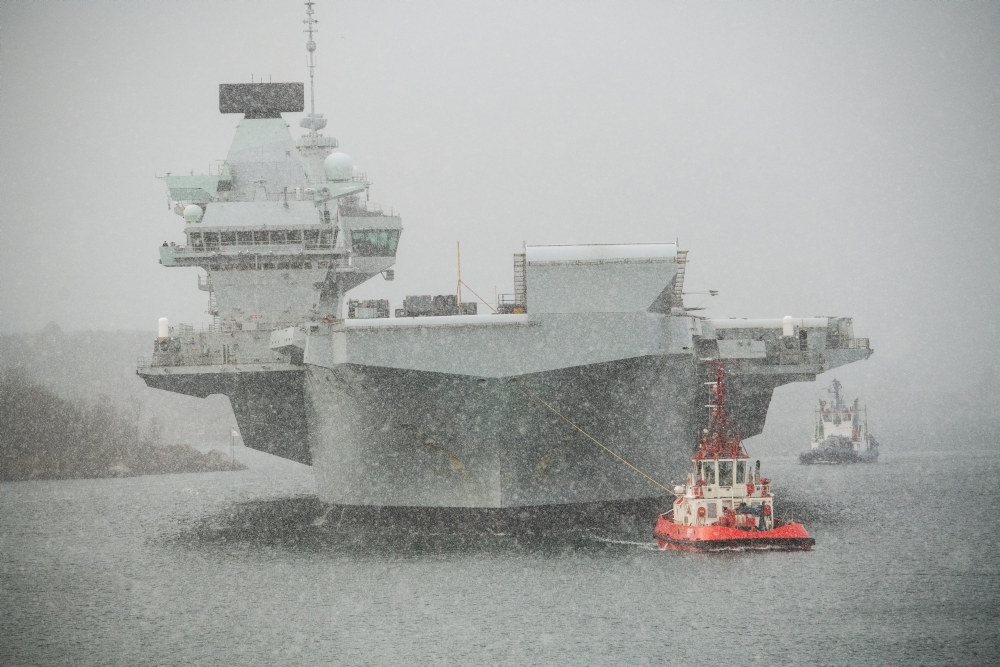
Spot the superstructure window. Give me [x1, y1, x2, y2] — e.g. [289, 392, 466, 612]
[736, 460, 746, 484]
[351, 229, 400, 256]
[700, 461, 716, 485]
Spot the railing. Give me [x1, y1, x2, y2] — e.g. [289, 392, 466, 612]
[497, 294, 526, 314]
[143, 320, 305, 337]
[830, 337, 870, 350]
[526, 256, 673, 267]
[138, 348, 295, 369]
[342, 202, 398, 218]
[187, 173, 371, 204]
[174, 243, 340, 254]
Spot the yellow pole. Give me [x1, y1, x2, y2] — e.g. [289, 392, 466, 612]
[456, 241, 463, 307]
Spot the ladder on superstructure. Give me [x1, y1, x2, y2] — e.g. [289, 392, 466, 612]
[206, 278, 219, 327]
[513, 252, 526, 309]
[671, 249, 689, 309]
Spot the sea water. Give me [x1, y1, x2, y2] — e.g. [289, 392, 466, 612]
[2, 446, 997, 665]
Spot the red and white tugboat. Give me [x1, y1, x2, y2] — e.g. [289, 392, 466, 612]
[654, 364, 814, 552]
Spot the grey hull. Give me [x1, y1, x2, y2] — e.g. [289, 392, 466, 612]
[142, 368, 311, 464]
[305, 355, 701, 507]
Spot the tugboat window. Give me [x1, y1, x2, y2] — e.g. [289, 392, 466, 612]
[718, 460, 734, 487]
[736, 460, 746, 484]
[701, 461, 716, 485]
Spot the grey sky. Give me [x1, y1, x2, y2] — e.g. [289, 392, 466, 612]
[1, 1, 997, 400]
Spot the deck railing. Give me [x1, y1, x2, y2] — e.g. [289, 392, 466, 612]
[833, 337, 870, 350]
[169, 240, 340, 253]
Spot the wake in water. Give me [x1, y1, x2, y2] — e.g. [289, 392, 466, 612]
[160, 490, 858, 558]
[162, 495, 668, 558]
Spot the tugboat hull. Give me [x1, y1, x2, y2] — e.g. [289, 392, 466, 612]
[653, 512, 815, 552]
[799, 447, 878, 465]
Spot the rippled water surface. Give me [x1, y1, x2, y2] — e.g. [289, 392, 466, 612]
[2, 449, 997, 665]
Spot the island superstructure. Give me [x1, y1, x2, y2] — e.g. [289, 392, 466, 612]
[138, 3, 873, 508]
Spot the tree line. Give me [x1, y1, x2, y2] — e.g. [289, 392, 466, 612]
[0, 370, 243, 481]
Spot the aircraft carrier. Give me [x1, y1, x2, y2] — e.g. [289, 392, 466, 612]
[138, 3, 872, 508]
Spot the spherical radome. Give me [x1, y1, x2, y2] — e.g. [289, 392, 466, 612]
[324, 152, 354, 181]
[183, 204, 203, 223]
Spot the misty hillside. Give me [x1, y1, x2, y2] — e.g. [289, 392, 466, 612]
[0, 326, 237, 451]
[0, 370, 245, 481]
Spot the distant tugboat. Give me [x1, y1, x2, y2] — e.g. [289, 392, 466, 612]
[654, 364, 814, 552]
[800, 379, 878, 464]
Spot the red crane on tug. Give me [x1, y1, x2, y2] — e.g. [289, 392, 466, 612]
[654, 363, 814, 551]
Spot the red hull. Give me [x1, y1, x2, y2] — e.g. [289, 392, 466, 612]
[653, 513, 814, 552]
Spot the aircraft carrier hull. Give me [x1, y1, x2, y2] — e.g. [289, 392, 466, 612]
[141, 368, 311, 465]
[140, 310, 873, 507]
[305, 355, 700, 508]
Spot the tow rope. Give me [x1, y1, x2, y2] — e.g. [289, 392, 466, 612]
[511, 380, 673, 494]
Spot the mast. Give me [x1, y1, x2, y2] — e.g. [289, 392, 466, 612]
[296, 1, 338, 182]
[303, 0, 320, 136]
[697, 363, 748, 458]
[830, 378, 843, 410]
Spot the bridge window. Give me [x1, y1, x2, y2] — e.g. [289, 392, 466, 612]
[736, 460, 746, 484]
[351, 229, 400, 257]
[718, 460, 734, 487]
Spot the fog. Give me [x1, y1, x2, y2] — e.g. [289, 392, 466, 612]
[1, 1, 997, 421]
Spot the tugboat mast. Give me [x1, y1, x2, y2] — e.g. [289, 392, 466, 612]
[698, 363, 749, 459]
